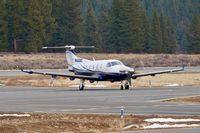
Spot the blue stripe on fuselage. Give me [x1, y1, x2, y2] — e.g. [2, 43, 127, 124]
[72, 67, 128, 81]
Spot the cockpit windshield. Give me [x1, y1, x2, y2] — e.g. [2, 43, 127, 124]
[106, 61, 123, 67]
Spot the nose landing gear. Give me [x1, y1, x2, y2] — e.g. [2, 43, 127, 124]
[120, 81, 130, 90]
[79, 79, 85, 90]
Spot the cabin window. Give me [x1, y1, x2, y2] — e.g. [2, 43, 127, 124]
[96, 65, 98, 70]
[75, 58, 82, 62]
[106, 62, 112, 67]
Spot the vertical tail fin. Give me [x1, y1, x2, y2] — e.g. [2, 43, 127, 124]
[66, 50, 78, 71]
[66, 50, 78, 66]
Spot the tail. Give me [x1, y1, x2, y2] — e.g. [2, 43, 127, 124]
[42, 45, 94, 70]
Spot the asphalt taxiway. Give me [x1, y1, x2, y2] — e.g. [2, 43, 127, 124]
[0, 86, 199, 116]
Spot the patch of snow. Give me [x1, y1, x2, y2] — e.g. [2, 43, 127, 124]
[143, 123, 200, 129]
[0, 114, 31, 117]
[144, 118, 200, 123]
[0, 84, 4, 86]
[164, 84, 182, 87]
[123, 124, 139, 129]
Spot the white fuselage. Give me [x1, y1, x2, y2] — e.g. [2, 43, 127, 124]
[66, 50, 134, 81]
[72, 59, 134, 74]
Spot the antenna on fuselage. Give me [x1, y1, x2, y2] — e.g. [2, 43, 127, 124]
[42, 45, 95, 51]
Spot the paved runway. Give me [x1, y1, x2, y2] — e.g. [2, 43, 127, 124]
[0, 86, 199, 116]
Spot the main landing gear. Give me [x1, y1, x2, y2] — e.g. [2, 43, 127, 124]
[120, 81, 130, 90]
[79, 79, 85, 90]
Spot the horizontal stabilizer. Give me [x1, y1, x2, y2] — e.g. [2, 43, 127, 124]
[42, 45, 94, 50]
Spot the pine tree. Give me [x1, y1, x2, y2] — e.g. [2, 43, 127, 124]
[123, 0, 145, 53]
[160, 14, 178, 53]
[5, 0, 18, 52]
[0, 1, 7, 51]
[109, 0, 124, 53]
[40, 0, 56, 46]
[27, 0, 45, 53]
[143, 14, 151, 53]
[108, 0, 146, 53]
[5, 0, 29, 52]
[51, 0, 81, 46]
[16, 0, 30, 52]
[98, 9, 111, 52]
[83, 1, 100, 51]
[187, 14, 200, 54]
[149, 11, 163, 53]
[165, 17, 178, 53]
[160, 14, 167, 52]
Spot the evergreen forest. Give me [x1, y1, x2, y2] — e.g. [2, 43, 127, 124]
[0, 0, 200, 53]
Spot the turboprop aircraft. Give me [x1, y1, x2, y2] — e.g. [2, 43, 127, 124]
[21, 45, 184, 90]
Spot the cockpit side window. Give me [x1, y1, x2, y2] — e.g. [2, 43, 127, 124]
[111, 62, 117, 66]
[107, 61, 122, 67]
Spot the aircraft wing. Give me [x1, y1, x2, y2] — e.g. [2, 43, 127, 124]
[132, 67, 184, 79]
[20, 68, 99, 80]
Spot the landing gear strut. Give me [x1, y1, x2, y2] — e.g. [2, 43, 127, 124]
[120, 84, 124, 90]
[79, 79, 85, 90]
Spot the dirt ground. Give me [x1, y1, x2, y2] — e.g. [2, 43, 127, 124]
[0, 113, 200, 133]
[1, 53, 200, 69]
[162, 95, 200, 104]
[0, 73, 200, 87]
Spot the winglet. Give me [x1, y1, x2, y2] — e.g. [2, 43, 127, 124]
[18, 66, 33, 74]
[20, 68, 24, 72]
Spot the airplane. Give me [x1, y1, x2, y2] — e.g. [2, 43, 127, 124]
[21, 45, 184, 90]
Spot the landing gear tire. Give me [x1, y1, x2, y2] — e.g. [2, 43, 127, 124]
[79, 79, 85, 91]
[125, 84, 129, 90]
[79, 84, 84, 90]
[120, 85, 124, 90]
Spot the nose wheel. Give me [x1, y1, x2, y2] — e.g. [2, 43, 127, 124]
[125, 83, 129, 90]
[120, 81, 130, 90]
